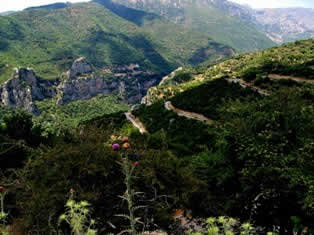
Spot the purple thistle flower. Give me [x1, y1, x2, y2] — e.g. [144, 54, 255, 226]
[112, 143, 120, 151]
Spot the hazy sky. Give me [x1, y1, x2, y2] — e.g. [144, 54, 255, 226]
[1, 0, 314, 12]
[230, 0, 314, 9]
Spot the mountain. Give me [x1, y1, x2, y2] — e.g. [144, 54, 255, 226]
[208, 0, 314, 44]
[109, 0, 276, 51]
[0, 0, 237, 113]
[0, 1, 233, 83]
[254, 8, 314, 43]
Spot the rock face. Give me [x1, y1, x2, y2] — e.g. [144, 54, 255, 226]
[57, 77, 122, 105]
[253, 8, 314, 43]
[0, 68, 58, 114]
[0, 58, 160, 114]
[69, 57, 93, 78]
[57, 58, 159, 105]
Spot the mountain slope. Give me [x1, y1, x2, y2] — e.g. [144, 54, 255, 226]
[0, 1, 233, 83]
[208, 0, 314, 44]
[143, 38, 314, 105]
[254, 8, 314, 43]
[109, 0, 276, 51]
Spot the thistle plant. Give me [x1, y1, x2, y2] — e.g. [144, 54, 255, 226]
[240, 222, 255, 235]
[117, 157, 143, 235]
[189, 217, 256, 235]
[0, 186, 9, 235]
[59, 199, 97, 235]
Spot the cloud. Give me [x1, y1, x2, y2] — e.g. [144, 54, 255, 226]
[0, 0, 90, 12]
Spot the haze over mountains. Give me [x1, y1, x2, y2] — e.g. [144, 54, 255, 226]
[114, 0, 314, 44]
[216, 0, 314, 43]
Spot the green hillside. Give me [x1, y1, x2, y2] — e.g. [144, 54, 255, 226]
[111, 0, 276, 51]
[145, 39, 314, 105]
[0, 1, 233, 83]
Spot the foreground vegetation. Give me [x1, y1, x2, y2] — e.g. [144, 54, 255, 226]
[1, 39, 314, 234]
[1, 79, 314, 234]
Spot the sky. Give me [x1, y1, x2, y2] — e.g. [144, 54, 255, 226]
[230, 0, 314, 9]
[1, 0, 314, 12]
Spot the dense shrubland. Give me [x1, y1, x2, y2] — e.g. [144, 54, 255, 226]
[1, 80, 314, 234]
[1, 39, 314, 234]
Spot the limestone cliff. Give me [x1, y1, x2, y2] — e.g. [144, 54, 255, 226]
[0, 58, 160, 114]
[0, 68, 57, 114]
[57, 57, 159, 105]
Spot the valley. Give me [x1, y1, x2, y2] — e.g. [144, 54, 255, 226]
[0, 0, 314, 234]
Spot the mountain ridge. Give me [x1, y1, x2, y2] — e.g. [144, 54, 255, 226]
[109, 0, 276, 51]
[0, 0, 233, 83]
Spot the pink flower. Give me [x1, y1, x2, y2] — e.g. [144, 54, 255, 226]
[133, 161, 140, 167]
[0, 186, 5, 192]
[112, 143, 120, 151]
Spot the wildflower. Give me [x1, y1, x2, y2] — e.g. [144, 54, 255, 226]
[112, 143, 120, 151]
[0, 186, 4, 192]
[122, 136, 129, 142]
[122, 142, 131, 149]
[133, 161, 139, 167]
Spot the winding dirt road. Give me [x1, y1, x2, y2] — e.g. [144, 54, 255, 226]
[126, 74, 314, 133]
[228, 78, 270, 96]
[228, 74, 314, 96]
[125, 112, 147, 134]
[165, 101, 213, 125]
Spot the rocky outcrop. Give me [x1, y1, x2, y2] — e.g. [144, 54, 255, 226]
[141, 67, 183, 105]
[57, 76, 122, 105]
[0, 57, 160, 114]
[57, 58, 159, 105]
[0, 68, 58, 114]
[69, 57, 93, 78]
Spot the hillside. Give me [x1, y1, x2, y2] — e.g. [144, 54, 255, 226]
[109, 0, 275, 51]
[0, 1, 233, 83]
[143, 39, 314, 105]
